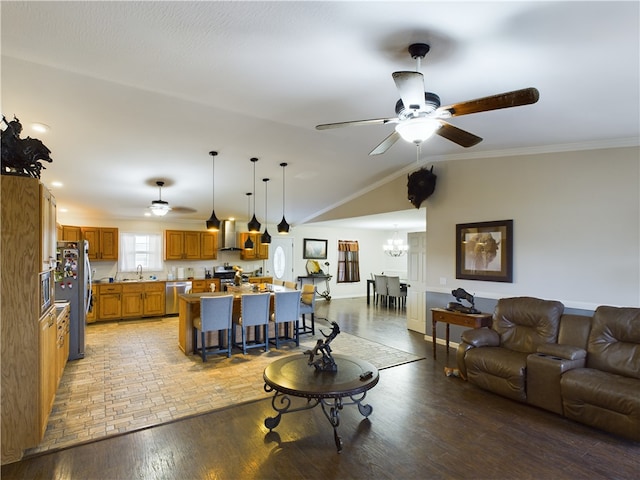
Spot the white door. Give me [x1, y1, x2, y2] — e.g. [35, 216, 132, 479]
[266, 237, 294, 282]
[406, 231, 427, 333]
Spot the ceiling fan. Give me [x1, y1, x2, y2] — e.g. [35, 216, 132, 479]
[315, 43, 540, 155]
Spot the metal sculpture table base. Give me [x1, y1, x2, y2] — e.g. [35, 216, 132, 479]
[263, 354, 379, 452]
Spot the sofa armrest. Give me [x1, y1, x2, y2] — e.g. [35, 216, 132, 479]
[536, 343, 586, 361]
[460, 328, 500, 348]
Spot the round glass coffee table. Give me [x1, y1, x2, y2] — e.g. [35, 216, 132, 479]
[263, 353, 379, 452]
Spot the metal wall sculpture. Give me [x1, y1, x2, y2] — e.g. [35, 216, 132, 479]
[1, 116, 53, 178]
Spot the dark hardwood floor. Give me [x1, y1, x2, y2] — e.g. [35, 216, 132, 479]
[3, 297, 638, 479]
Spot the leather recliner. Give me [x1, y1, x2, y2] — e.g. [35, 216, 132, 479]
[457, 296, 564, 402]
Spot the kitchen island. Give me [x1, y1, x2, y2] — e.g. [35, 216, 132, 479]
[177, 285, 292, 355]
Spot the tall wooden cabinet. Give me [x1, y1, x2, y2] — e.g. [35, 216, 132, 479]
[82, 226, 118, 260]
[1, 176, 57, 464]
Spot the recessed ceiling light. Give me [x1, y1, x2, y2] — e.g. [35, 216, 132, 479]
[51, 181, 63, 187]
[59, 208, 68, 213]
[144, 212, 151, 217]
[31, 123, 50, 133]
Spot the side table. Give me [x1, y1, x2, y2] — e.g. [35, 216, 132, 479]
[263, 353, 379, 452]
[430, 308, 492, 359]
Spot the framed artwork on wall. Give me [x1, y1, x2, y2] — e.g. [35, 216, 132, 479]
[456, 220, 513, 282]
[303, 238, 328, 259]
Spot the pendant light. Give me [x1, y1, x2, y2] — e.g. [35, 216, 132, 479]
[261, 178, 272, 244]
[150, 181, 171, 217]
[244, 192, 254, 250]
[247, 157, 261, 233]
[277, 162, 290, 233]
[205, 151, 221, 231]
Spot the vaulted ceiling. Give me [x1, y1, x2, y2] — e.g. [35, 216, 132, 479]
[2, 1, 638, 229]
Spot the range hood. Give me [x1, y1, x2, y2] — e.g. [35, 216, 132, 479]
[218, 220, 242, 251]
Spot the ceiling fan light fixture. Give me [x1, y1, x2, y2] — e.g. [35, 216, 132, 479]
[149, 181, 171, 217]
[395, 118, 440, 144]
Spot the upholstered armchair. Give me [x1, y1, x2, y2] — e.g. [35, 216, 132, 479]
[456, 296, 564, 402]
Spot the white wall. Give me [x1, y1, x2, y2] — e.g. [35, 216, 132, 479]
[425, 146, 639, 308]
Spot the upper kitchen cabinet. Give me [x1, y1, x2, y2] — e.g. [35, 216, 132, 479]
[81, 227, 118, 261]
[238, 232, 269, 260]
[164, 230, 217, 260]
[200, 232, 218, 260]
[60, 225, 81, 242]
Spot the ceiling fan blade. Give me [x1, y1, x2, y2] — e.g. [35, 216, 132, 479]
[435, 120, 483, 148]
[437, 87, 540, 117]
[369, 131, 400, 156]
[316, 117, 397, 130]
[392, 71, 426, 111]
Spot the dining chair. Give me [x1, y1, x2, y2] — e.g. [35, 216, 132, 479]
[269, 290, 302, 348]
[284, 281, 298, 290]
[273, 279, 285, 286]
[374, 275, 388, 306]
[299, 283, 316, 335]
[232, 292, 271, 354]
[192, 295, 234, 362]
[386, 276, 406, 309]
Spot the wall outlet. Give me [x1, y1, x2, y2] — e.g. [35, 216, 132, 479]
[439, 277, 447, 285]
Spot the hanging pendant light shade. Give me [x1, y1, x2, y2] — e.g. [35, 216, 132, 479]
[247, 157, 261, 233]
[205, 151, 221, 231]
[261, 178, 272, 244]
[150, 180, 171, 217]
[244, 192, 254, 250]
[277, 162, 290, 234]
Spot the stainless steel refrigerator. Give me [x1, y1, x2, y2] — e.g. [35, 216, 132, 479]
[55, 240, 92, 360]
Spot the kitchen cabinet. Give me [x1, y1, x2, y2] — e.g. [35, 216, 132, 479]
[239, 233, 269, 260]
[2, 176, 50, 463]
[40, 184, 57, 271]
[38, 308, 57, 439]
[191, 278, 221, 293]
[143, 282, 165, 316]
[81, 227, 118, 261]
[121, 282, 165, 318]
[200, 232, 218, 259]
[98, 284, 122, 320]
[60, 225, 81, 242]
[165, 230, 217, 260]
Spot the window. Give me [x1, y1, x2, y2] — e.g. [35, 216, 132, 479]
[337, 240, 360, 283]
[119, 233, 162, 272]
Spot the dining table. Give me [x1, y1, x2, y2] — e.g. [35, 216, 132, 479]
[177, 283, 294, 355]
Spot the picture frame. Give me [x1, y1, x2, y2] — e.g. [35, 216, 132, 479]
[456, 220, 513, 282]
[303, 238, 328, 259]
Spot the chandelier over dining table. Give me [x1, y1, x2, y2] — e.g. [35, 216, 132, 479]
[383, 229, 408, 257]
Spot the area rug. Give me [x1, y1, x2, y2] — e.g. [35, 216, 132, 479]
[27, 316, 423, 455]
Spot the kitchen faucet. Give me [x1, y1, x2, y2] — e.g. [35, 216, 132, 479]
[137, 264, 143, 280]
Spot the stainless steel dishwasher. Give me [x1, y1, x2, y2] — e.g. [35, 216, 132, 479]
[165, 281, 192, 316]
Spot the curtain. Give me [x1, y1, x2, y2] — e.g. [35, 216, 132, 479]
[119, 233, 162, 272]
[337, 240, 360, 283]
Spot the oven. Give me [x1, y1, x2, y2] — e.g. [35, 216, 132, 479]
[40, 270, 54, 316]
[214, 269, 237, 290]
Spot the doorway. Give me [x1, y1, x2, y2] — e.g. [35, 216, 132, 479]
[266, 237, 294, 283]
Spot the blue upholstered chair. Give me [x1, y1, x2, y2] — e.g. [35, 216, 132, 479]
[192, 295, 234, 361]
[270, 290, 302, 348]
[233, 292, 271, 354]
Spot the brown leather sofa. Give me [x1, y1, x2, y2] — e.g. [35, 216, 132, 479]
[457, 297, 640, 442]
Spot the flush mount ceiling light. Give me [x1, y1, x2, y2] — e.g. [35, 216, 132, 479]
[247, 157, 261, 233]
[206, 151, 221, 231]
[149, 181, 171, 217]
[261, 177, 272, 244]
[277, 162, 290, 234]
[31, 122, 50, 133]
[394, 117, 441, 145]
